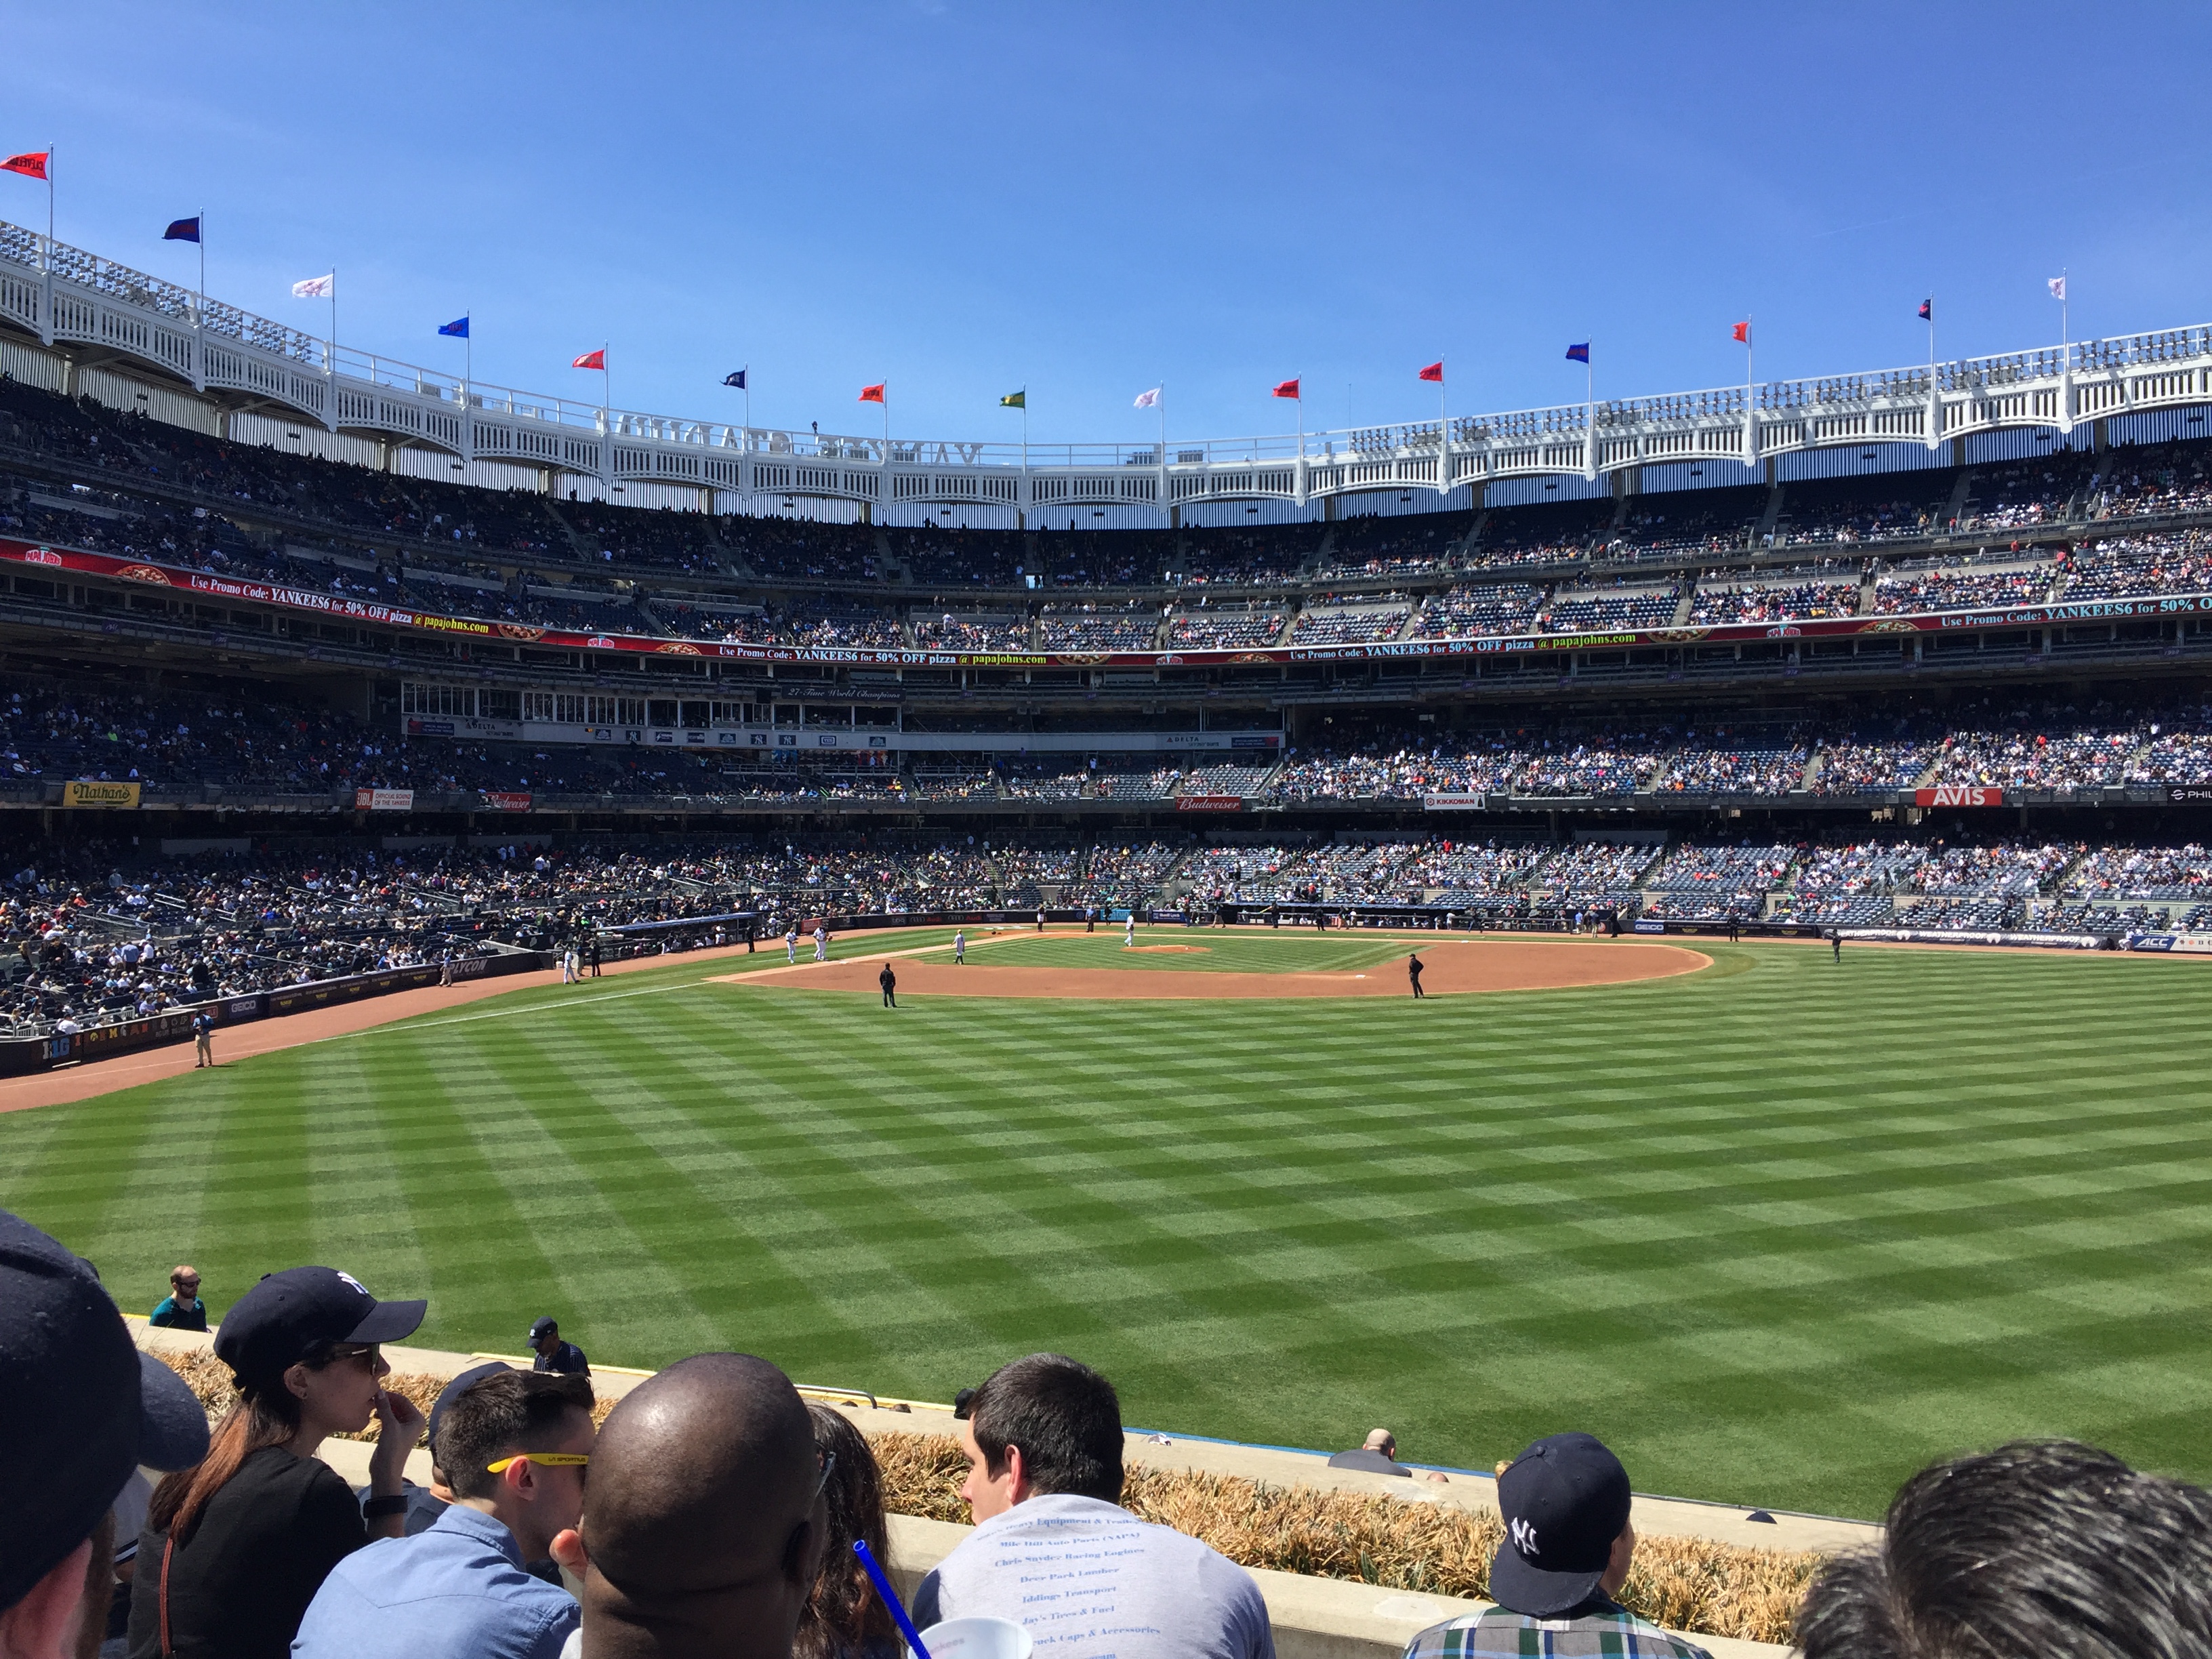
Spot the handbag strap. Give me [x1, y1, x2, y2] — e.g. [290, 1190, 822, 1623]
[159, 1533, 177, 1658]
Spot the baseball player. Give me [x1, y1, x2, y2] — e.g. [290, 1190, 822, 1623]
[813, 923, 828, 962]
[1124, 913, 1136, 947]
[785, 924, 800, 964]
[953, 928, 966, 964]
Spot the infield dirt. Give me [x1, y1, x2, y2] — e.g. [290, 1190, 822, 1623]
[718, 937, 1708, 1000]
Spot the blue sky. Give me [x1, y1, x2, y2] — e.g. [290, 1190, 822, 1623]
[8, 3, 2210, 446]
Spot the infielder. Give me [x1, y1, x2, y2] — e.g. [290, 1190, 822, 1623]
[1124, 914, 1136, 947]
[785, 925, 800, 964]
[953, 928, 966, 964]
[813, 923, 828, 962]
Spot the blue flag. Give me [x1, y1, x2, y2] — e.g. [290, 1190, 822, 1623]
[439, 316, 470, 338]
[723, 369, 747, 389]
[1565, 342, 1590, 363]
[163, 217, 201, 244]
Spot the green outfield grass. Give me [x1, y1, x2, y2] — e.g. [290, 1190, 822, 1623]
[7, 931, 2211, 1520]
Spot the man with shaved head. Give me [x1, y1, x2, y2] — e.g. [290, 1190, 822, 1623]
[550, 1353, 827, 1659]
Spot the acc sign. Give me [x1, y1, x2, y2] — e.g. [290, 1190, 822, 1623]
[1914, 786, 2003, 807]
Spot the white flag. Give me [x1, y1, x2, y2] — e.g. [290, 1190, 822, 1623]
[1132, 387, 1160, 409]
[292, 273, 335, 300]
[2047, 276, 2066, 301]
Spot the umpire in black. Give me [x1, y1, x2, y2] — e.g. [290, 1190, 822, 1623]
[880, 963, 897, 1008]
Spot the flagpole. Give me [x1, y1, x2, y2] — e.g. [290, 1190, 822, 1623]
[329, 266, 338, 375]
[198, 207, 206, 322]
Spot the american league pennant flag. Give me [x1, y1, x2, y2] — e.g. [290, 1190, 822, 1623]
[291, 273, 335, 299]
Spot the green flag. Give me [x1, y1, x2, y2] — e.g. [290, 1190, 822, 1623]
[999, 390, 1025, 409]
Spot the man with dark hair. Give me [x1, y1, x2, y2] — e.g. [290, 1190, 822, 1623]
[295, 1370, 596, 1659]
[1797, 1439, 2212, 1659]
[914, 1353, 1273, 1659]
[529, 1318, 590, 1376]
[1401, 1432, 1710, 1659]
[548, 1353, 827, 1659]
[1408, 952, 1425, 998]
[878, 964, 896, 1008]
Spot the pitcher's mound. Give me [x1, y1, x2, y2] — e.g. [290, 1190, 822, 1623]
[718, 939, 1705, 1000]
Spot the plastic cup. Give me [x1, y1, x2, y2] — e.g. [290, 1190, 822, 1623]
[916, 1616, 1033, 1659]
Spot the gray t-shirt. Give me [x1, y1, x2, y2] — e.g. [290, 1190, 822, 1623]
[912, 1493, 1274, 1659]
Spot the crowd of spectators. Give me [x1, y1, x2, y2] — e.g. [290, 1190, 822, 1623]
[1685, 573, 1860, 624]
[2059, 530, 2212, 600]
[1408, 581, 1547, 637]
[1870, 560, 2058, 613]
[1540, 583, 1682, 632]
[1288, 603, 1410, 644]
[1038, 601, 1163, 651]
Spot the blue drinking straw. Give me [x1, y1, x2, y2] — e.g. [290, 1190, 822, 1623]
[853, 1538, 933, 1659]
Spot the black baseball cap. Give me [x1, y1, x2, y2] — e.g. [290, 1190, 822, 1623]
[213, 1265, 426, 1389]
[1489, 1432, 1633, 1617]
[428, 1360, 513, 1465]
[529, 1315, 559, 1343]
[0, 1210, 211, 1615]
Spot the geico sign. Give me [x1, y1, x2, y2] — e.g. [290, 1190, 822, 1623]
[1914, 786, 2004, 807]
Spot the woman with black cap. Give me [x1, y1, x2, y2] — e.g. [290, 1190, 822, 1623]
[127, 1266, 428, 1659]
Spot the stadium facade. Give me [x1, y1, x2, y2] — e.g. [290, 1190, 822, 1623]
[1, 213, 2209, 846]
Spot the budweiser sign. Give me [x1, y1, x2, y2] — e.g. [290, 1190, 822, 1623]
[480, 792, 533, 812]
[1914, 786, 2003, 807]
[1175, 794, 1245, 813]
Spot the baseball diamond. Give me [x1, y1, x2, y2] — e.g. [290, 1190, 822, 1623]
[4, 928, 2209, 1524]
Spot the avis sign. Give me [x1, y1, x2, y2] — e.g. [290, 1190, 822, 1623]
[1914, 786, 2003, 807]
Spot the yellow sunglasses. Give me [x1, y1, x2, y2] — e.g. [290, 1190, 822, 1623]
[487, 1453, 591, 1474]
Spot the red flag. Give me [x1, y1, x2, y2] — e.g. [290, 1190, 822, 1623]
[1271, 378, 1300, 399]
[1, 152, 49, 181]
[1418, 362, 1443, 383]
[1731, 321, 1750, 344]
[859, 382, 886, 403]
[571, 349, 605, 370]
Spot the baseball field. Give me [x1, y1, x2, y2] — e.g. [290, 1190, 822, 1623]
[5, 928, 2209, 1521]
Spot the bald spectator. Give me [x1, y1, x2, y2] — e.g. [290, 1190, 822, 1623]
[150, 1266, 207, 1332]
[1328, 1429, 1412, 1477]
[549, 1353, 827, 1659]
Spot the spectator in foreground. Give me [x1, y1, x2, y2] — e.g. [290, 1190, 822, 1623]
[1796, 1439, 2212, 1659]
[530, 1317, 590, 1376]
[1327, 1429, 1412, 1477]
[150, 1265, 207, 1331]
[794, 1404, 900, 1659]
[0, 1210, 207, 1659]
[1401, 1431, 1711, 1659]
[914, 1353, 1274, 1659]
[127, 1266, 427, 1659]
[295, 1369, 596, 1659]
[361, 1359, 516, 1539]
[548, 1352, 826, 1659]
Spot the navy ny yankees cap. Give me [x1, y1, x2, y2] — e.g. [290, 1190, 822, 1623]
[1489, 1431, 1633, 1617]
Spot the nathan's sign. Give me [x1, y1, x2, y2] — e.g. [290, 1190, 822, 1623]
[1914, 785, 2003, 807]
[62, 780, 139, 808]
[354, 788, 415, 811]
[9, 537, 2212, 674]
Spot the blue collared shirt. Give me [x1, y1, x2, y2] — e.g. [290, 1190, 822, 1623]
[291, 1500, 577, 1659]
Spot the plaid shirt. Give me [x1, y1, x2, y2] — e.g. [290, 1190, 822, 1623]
[1402, 1601, 1714, 1659]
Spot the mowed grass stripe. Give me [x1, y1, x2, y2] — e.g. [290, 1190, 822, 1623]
[5, 939, 2211, 1519]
